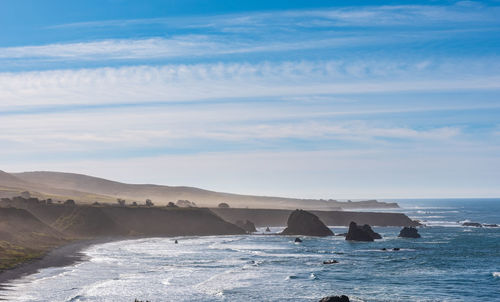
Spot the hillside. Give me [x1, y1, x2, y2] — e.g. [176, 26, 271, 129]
[0, 207, 67, 270]
[10, 171, 399, 210]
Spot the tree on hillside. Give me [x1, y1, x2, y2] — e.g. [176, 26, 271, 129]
[176, 199, 197, 207]
[166, 202, 178, 208]
[117, 198, 126, 206]
[145, 199, 154, 207]
[218, 202, 230, 208]
[64, 199, 76, 206]
[132, 201, 138, 206]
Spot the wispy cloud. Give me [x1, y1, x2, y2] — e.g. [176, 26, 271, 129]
[1, 59, 499, 108]
[1, 4, 497, 65]
[50, 4, 499, 30]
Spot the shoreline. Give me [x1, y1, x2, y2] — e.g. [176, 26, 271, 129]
[0, 237, 121, 289]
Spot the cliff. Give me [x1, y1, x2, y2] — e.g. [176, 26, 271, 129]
[0, 197, 245, 270]
[0, 207, 67, 270]
[211, 208, 419, 227]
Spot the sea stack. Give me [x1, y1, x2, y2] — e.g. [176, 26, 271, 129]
[345, 221, 381, 241]
[235, 220, 257, 233]
[281, 209, 334, 236]
[319, 295, 350, 302]
[398, 226, 421, 238]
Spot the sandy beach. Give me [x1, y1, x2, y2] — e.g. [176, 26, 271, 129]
[0, 238, 118, 291]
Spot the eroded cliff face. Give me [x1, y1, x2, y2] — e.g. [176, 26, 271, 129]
[1, 197, 246, 238]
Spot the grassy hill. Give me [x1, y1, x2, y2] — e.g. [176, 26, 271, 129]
[10, 171, 399, 210]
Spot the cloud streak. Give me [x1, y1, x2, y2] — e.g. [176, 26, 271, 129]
[1, 59, 499, 109]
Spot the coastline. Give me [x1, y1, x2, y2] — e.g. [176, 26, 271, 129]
[0, 237, 120, 290]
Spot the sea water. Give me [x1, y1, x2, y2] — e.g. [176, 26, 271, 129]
[2, 199, 500, 301]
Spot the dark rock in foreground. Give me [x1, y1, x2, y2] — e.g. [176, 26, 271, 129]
[281, 210, 334, 237]
[463, 222, 482, 227]
[319, 295, 350, 302]
[345, 221, 381, 241]
[484, 224, 499, 227]
[265, 227, 271, 232]
[399, 227, 421, 238]
[235, 220, 257, 233]
[323, 260, 338, 264]
[294, 237, 303, 243]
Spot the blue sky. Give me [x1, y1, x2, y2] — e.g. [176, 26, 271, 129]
[1, 0, 499, 199]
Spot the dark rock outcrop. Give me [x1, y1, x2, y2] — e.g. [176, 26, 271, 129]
[235, 220, 257, 233]
[323, 260, 338, 264]
[484, 224, 499, 227]
[463, 222, 482, 227]
[399, 227, 421, 238]
[294, 237, 303, 243]
[345, 221, 381, 241]
[281, 210, 334, 236]
[265, 227, 271, 232]
[319, 295, 350, 302]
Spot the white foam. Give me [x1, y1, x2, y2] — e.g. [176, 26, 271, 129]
[493, 272, 500, 278]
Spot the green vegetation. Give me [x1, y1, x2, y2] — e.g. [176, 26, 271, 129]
[0, 241, 45, 271]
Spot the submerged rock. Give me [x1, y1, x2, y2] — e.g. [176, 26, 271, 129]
[484, 224, 499, 227]
[295, 237, 303, 243]
[393, 248, 400, 251]
[319, 295, 350, 302]
[323, 260, 338, 264]
[399, 227, 421, 238]
[235, 220, 257, 233]
[462, 222, 482, 227]
[281, 209, 334, 237]
[345, 221, 381, 241]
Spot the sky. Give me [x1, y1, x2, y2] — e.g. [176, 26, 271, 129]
[0, 0, 499, 199]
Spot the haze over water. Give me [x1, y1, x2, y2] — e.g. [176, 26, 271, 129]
[4, 199, 499, 302]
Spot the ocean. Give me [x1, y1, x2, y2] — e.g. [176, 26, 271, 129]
[2, 199, 500, 301]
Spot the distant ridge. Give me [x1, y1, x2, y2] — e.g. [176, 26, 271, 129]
[1, 170, 399, 210]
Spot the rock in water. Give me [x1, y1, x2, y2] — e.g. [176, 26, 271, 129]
[462, 222, 482, 227]
[345, 221, 381, 241]
[399, 227, 421, 238]
[235, 220, 257, 233]
[295, 237, 303, 243]
[319, 295, 350, 302]
[265, 227, 271, 232]
[362, 224, 382, 239]
[281, 209, 334, 236]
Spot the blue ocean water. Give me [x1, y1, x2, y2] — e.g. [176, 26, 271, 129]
[2, 199, 500, 302]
